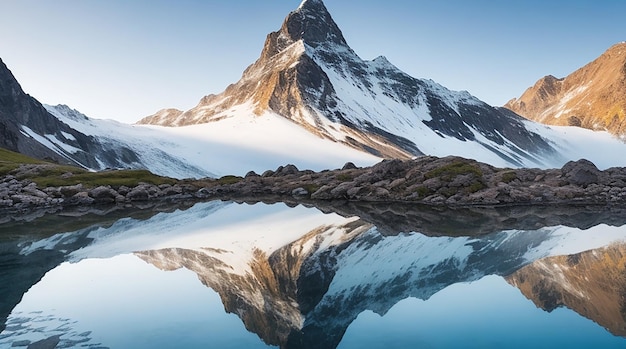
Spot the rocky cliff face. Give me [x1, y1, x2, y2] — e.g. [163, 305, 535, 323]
[505, 42, 626, 136]
[507, 243, 626, 337]
[0, 58, 144, 169]
[0, 58, 93, 166]
[138, 0, 560, 167]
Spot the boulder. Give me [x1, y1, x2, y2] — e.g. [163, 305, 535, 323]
[126, 187, 150, 201]
[342, 162, 358, 170]
[69, 191, 94, 205]
[561, 159, 600, 187]
[277, 164, 299, 176]
[59, 184, 83, 197]
[89, 186, 119, 203]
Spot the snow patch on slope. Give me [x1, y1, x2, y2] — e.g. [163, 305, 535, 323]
[45, 104, 380, 178]
[522, 120, 626, 169]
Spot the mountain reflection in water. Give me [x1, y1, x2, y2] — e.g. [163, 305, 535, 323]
[1, 201, 626, 348]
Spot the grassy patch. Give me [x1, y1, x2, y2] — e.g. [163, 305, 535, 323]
[425, 161, 483, 181]
[0, 147, 46, 175]
[1, 147, 178, 189]
[415, 186, 432, 198]
[500, 171, 517, 183]
[216, 175, 243, 185]
[465, 181, 486, 193]
[31, 169, 177, 188]
[335, 173, 353, 182]
[302, 183, 321, 195]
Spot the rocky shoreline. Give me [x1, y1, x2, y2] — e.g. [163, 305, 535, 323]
[206, 156, 626, 206]
[0, 175, 202, 217]
[2, 156, 626, 217]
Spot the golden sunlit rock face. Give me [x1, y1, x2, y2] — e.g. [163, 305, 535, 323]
[507, 243, 626, 336]
[505, 42, 626, 136]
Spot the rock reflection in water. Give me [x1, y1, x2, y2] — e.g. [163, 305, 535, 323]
[508, 242, 626, 337]
[133, 203, 626, 348]
[2, 201, 626, 348]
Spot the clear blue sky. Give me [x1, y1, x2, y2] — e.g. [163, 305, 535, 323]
[0, 0, 624, 123]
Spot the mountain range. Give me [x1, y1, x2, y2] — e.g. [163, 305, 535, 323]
[1, 0, 626, 177]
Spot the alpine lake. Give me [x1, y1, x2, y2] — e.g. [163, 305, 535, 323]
[1, 200, 626, 349]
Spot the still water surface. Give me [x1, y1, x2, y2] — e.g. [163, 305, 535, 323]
[1, 201, 626, 348]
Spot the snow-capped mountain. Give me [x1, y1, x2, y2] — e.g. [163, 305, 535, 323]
[15, 201, 626, 348]
[505, 42, 626, 137]
[138, 0, 565, 168]
[1, 55, 377, 178]
[5, 0, 626, 176]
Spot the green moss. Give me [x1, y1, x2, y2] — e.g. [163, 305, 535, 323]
[216, 175, 243, 185]
[415, 186, 432, 198]
[1, 147, 179, 189]
[465, 181, 486, 193]
[425, 161, 483, 181]
[302, 184, 321, 195]
[438, 187, 457, 198]
[500, 171, 517, 183]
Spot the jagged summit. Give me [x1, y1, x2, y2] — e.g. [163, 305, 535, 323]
[290, 0, 347, 47]
[259, 0, 348, 63]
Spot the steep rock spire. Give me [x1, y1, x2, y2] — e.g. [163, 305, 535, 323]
[261, 0, 347, 61]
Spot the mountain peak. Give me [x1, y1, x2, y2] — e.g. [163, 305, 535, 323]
[138, 0, 564, 169]
[505, 42, 626, 135]
[297, 0, 323, 10]
[0, 58, 27, 102]
[284, 0, 347, 48]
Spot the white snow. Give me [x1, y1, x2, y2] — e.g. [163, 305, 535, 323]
[544, 85, 589, 120]
[45, 134, 82, 154]
[522, 224, 626, 261]
[326, 229, 475, 297]
[141, 105, 381, 177]
[20, 126, 86, 165]
[522, 120, 626, 169]
[60, 131, 76, 141]
[45, 104, 380, 178]
[24, 201, 358, 276]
